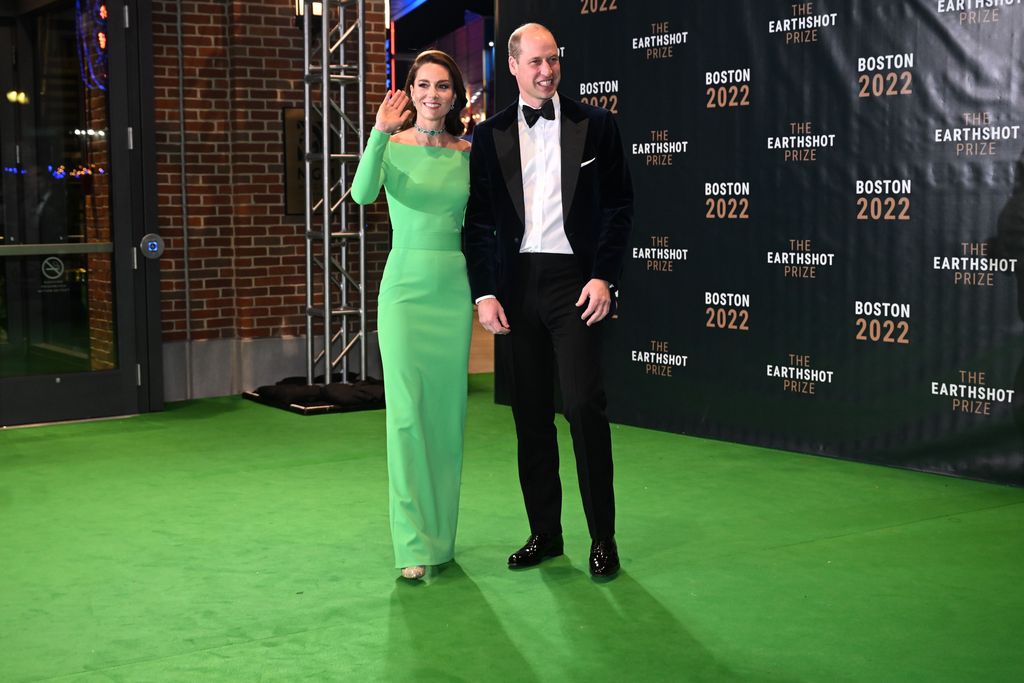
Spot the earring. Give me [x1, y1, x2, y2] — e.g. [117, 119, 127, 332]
[450, 102, 455, 111]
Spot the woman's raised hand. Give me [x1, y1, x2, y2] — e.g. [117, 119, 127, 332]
[375, 90, 412, 134]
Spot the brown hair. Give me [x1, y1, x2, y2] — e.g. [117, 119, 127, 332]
[401, 50, 468, 136]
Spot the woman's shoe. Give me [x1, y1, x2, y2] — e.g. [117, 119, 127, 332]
[401, 565, 426, 580]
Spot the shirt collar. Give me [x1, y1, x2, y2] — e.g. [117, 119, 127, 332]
[518, 92, 560, 125]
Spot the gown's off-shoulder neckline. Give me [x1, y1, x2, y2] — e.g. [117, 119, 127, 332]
[386, 139, 471, 154]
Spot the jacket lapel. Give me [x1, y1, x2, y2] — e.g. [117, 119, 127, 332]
[493, 104, 526, 229]
[560, 99, 588, 227]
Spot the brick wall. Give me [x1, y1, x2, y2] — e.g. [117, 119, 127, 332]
[151, 0, 389, 344]
[84, 83, 114, 370]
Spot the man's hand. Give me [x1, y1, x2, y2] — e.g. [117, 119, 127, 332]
[477, 298, 511, 335]
[575, 279, 612, 326]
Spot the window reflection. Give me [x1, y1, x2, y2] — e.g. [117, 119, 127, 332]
[0, 1, 116, 378]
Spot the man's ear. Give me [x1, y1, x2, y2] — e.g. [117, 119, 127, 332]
[508, 55, 518, 76]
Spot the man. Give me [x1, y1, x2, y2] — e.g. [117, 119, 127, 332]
[465, 23, 633, 577]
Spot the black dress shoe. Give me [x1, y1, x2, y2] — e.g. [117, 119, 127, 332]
[508, 533, 564, 568]
[589, 538, 620, 577]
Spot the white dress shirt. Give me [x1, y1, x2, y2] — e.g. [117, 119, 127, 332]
[518, 93, 572, 255]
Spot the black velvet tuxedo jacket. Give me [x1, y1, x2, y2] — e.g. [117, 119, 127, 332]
[464, 96, 633, 303]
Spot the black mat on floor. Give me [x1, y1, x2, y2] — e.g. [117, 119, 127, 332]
[242, 375, 384, 415]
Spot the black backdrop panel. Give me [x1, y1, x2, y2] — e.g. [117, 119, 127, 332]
[493, 0, 1024, 485]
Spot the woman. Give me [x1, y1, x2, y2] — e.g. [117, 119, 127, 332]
[352, 51, 472, 581]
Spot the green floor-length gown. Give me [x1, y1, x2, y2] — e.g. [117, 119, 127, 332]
[352, 128, 472, 568]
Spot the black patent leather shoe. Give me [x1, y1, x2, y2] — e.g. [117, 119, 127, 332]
[508, 533, 564, 568]
[589, 538, 620, 577]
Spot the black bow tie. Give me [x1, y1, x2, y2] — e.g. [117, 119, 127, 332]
[522, 99, 555, 127]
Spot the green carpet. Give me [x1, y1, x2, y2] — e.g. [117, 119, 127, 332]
[1, 374, 1022, 682]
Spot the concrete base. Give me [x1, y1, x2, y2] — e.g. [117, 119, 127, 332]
[163, 332, 382, 402]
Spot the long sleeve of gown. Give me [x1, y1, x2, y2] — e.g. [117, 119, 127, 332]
[352, 127, 389, 205]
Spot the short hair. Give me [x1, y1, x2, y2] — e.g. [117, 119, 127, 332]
[508, 22, 554, 61]
[401, 50, 468, 136]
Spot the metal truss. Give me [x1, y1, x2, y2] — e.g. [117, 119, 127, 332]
[302, 0, 367, 383]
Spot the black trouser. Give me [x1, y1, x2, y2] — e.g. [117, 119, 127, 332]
[505, 253, 615, 541]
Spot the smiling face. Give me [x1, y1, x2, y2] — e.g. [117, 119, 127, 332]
[509, 28, 561, 109]
[409, 61, 455, 129]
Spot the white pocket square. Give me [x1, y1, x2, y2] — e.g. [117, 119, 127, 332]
[580, 157, 596, 167]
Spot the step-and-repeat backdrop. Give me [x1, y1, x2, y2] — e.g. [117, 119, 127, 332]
[492, 0, 1024, 485]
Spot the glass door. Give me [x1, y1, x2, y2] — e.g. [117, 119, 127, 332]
[0, 0, 147, 425]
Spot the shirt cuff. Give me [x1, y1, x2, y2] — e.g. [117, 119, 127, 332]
[474, 295, 496, 304]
